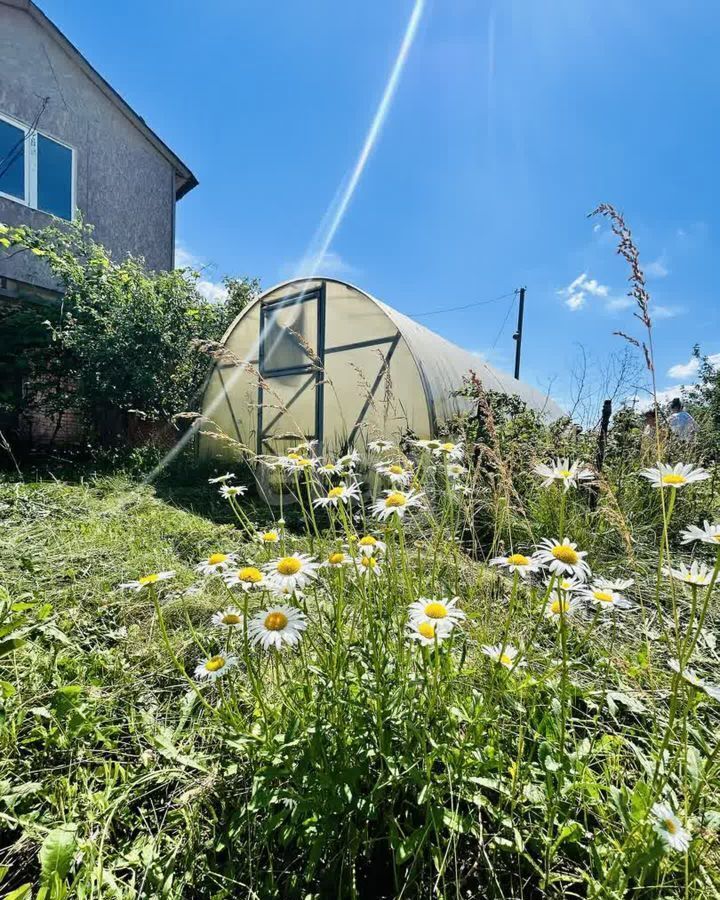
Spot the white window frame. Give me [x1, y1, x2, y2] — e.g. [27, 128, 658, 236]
[0, 110, 76, 220]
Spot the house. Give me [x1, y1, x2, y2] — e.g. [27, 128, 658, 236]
[0, 0, 197, 446]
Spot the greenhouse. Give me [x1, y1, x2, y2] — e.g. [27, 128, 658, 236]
[200, 277, 564, 460]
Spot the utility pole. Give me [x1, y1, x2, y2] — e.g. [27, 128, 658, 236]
[512, 286, 526, 380]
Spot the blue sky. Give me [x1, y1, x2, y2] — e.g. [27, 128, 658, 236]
[40, 0, 720, 413]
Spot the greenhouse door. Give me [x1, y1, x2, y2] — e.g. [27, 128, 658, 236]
[256, 285, 326, 456]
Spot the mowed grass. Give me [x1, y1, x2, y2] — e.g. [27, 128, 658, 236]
[1, 465, 720, 899]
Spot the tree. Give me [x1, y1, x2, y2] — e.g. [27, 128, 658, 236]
[0, 219, 258, 443]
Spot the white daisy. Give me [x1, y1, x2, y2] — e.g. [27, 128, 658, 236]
[489, 552, 540, 578]
[545, 576, 584, 593]
[592, 576, 634, 592]
[247, 605, 307, 650]
[211, 607, 244, 630]
[640, 462, 710, 489]
[224, 566, 267, 591]
[264, 553, 319, 592]
[194, 653, 238, 681]
[355, 534, 387, 556]
[313, 482, 362, 508]
[317, 461, 342, 477]
[336, 449, 361, 471]
[432, 440, 464, 461]
[663, 560, 715, 587]
[445, 463, 467, 480]
[279, 453, 317, 473]
[119, 571, 175, 591]
[220, 484, 248, 499]
[255, 529, 280, 545]
[681, 520, 720, 546]
[375, 462, 413, 487]
[287, 439, 318, 455]
[544, 593, 582, 620]
[534, 538, 591, 581]
[196, 552, 238, 576]
[371, 489, 425, 521]
[353, 554, 383, 577]
[269, 581, 305, 600]
[481, 643, 524, 669]
[580, 583, 634, 611]
[533, 458, 595, 491]
[651, 802, 691, 852]
[208, 472, 235, 484]
[408, 597, 465, 629]
[413, 438, 442, 452]
[668, 658, 720, 701]
[368, 439, 394, 454]
[407, 618, 454, 647]
[322, 550, 351, 568]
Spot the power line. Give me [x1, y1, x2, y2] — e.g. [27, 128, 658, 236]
[0, 97, 49, 183]
[410, 289, 516, 318]
[490, 290, 518, 350]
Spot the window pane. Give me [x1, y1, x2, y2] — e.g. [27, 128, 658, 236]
[37, 134, 72, 219]
[262, 299, 318, 373]
[0, 118, 26, 200]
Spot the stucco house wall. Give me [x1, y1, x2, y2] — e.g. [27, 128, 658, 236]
[0, 0, 194, 289]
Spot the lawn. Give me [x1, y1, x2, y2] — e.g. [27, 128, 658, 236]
[1, 442, 720, 898]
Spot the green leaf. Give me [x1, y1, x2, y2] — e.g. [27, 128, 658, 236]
[2, 885, 33, 899]
[0, 638, 26, 658]
[39, 824, 77, 882]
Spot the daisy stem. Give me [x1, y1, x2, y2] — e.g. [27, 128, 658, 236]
[149, 587, 223, 723]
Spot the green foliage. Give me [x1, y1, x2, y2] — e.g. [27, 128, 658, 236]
[0, 219, 259, 436]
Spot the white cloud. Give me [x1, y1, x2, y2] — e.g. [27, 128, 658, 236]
[558, 272, 610, 312]
[651, 303, 681, 320]
[667, 357, 699, 380]
[175, 242, 228, 304]
[667, 352, 720, 381]
[281, 250, 357, 281]
[645, 255, 669, 279]
[605, 295, 634, 312]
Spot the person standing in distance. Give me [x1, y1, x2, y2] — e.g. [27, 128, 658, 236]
[667, 397, 698, 441]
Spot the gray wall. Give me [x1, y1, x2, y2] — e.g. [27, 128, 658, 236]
[0, 2, 176, 289]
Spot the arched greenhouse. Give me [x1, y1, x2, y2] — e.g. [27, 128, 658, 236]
[200, 277, 563, 461]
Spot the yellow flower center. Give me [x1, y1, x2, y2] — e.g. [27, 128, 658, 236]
[296, 458, 313, 467]
[593, 590, 613, 603]
[328, 487, 345, 498]
[277, 557, 302, 576]
[139, 574, 159, 585]
[662, 473, 686, 485]
[205, 656, 226, 672]
[664, 818, 678, 835]
[208, 553, 228, 565]
[507, 554, 530, 566]
[238, 566, 263, 583]
[221, 613, 242, 625]
[328, 552, 345, 565]
[264, 611, 288, 631]
[558, 469, 572, 478]
[361, 556, 378, 568]
[287, 453, 302, 460]
[552, 545, 579, 565]
[418, 621, 435, 639]
[500, 653, 513, 666]
[424, 602, 448, 619]
[439, 442, 455, 452]
[388, 464, 404, 475]
[714, 535, 720, 543]
[262, 531, 278, 542]
[385, 492, 407, 508]
[550, 598, 568, 615]
[359, 535, 377, 546]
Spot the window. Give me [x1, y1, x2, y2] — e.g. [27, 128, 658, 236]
[0, 117, 26, 201]
[0, 112, 74, 220]
[260, 293, 320, 376]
